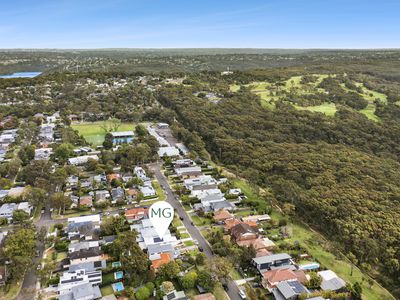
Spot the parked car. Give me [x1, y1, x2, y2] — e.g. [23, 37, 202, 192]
[239, 290, 246, 299]
[198, 247, 204, 252]
[222, 283, 229, 291]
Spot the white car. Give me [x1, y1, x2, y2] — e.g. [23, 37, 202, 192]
[239, 290, 246, 299]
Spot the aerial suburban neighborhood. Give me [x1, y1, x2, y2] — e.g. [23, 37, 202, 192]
[0, 96, 366, 300]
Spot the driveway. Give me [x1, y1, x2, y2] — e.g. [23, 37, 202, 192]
[149, 162, 242, 300]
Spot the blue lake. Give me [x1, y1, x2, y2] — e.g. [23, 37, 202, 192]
[0, 72, 42, 79]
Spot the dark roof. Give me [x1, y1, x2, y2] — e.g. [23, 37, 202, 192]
[69, 247, 102, 260]
[231, 223, 257, 239]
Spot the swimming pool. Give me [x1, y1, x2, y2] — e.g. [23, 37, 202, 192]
[114, 271, 124, 280]
[299, 262, 320, 270]
[112, 282, 124, 292]
[111, 261, 121, 268]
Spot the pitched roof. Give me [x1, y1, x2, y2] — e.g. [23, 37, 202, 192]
[69, 247, 102, 260]
[151, 253, 172, 270]
[213, 210, 234, 221]
[125, 207, 148, 219]
[194, 293, 215, 300]
[231, 223, 258, 239]
[263, 268, 298, 284]
[224, 218, 242, 231]
[253, 253, 292, 265]
[321, 277, 346, 291]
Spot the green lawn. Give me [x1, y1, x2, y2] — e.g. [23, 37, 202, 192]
[184, 240, 195, 247]
[152, 180, 166, 201]
[100, 285, 114, 296]
[71, 121, 136, 146]
[213, 285, 229, 300]
[294, 103, 337, 116]
[191, 215, 212, 226]
[56, 251, 68, 262]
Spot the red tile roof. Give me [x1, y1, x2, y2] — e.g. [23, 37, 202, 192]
[151, 253, 172, 271]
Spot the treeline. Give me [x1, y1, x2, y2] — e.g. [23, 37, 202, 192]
[158, 83, 400, 297]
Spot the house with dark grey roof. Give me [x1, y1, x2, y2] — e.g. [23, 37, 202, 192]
[253, 253, 293, 273]
[69, 247, 103, 265]
[272, 280, 309, 300]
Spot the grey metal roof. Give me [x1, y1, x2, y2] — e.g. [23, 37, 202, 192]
[276, 280, 308, 299]
[147, 243, 174, 254]
[253, 253, 292, 265]
[321, 277, 346, 291]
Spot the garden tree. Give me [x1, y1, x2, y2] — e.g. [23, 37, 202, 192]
[85, 158, 99, 171]
[135, 124, 147, 138]
[306, 272, 322, 289]
[54, 143, 74, 162]
[245, 284, 258, 300]
[4, 227, 36, 279]
[135, 286, 151, 300]
[349, 282, 363, 300]
[50, 192, 71, 214]
[195, 253, 206, 265]
[18, 144, 35, 165]
[158, 261, 181, 281]
[239, 245, 256, 269]
[37, 261, 56, 285]
[110, 231, 148, 285]
[24, 187, 47, 207]
[12, 209, 30, 223]
[161, 281, 175, 294]
[20, 160, 52, 187]
[60, 127, 86, 145]
[0, 157, 22, 179]
[103, 132, 113, 149]
[197, 270, 214, 292]
[100, 215, 129, 236]
[49, 168, 69, 191]
[206, 256, 232, 284]
[180, 270, 198, 289]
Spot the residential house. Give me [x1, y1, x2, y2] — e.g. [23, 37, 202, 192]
[68, 260, 107, 272]
[0, 202, 31, 223]
[126, 188, 139, 202]
[131, 218, 178, 250]
[58, 269, 102, 295]
[67, 222, 99, 242]
[94, 190, 110, 202]
[68, 155, 99, 166]
[213, 210, 234, 224]
[147, 243, 179, 261]
[318, 270, 346, 292]
[172, 159, 195, 168]
[184, 175, 218, 190]
[139, 185, 156, 198]
[162, 290, 188, 300]
[110, 131, 134, 144]
[68, 241, 100, 253]
[34, 147, 53, 160]
[79, 195, 93, 208]
[107, 173, 120, 183]
[175, 166, 202, 179]
[125, 207, 148, 223]
[231, 223, 258, 242]
[69, 247, 103, 265]
[158, 146, 180, 157]
[134, 166, 150, 181]
[66, 175, 79, 190]
[253, 253, 294, 273]
[111, 187, 125, 203]
[151, 253, 172, 272]
[272, 280, 309, 300]
[242, 214, 271, 223]
[262, 268, 307, 289]
[59, 282, 102, 300]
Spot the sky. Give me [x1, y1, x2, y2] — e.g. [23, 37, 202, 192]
[0, 0, 399, 49]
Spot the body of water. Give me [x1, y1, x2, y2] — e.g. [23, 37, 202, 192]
[0, 72, 42, 79]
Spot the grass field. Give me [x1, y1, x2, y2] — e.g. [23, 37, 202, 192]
[71, 121, 136, 146]
[100, 285, 114, 296]
[230, 75, 390, 121]
[294, 103, 337, 116]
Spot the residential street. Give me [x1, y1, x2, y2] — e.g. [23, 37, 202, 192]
[149, 162, 242, 300]
[15, 206, 53, 300]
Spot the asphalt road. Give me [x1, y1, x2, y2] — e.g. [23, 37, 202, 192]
[149, 162, 242, 300]
[15, 206, 53, 300]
